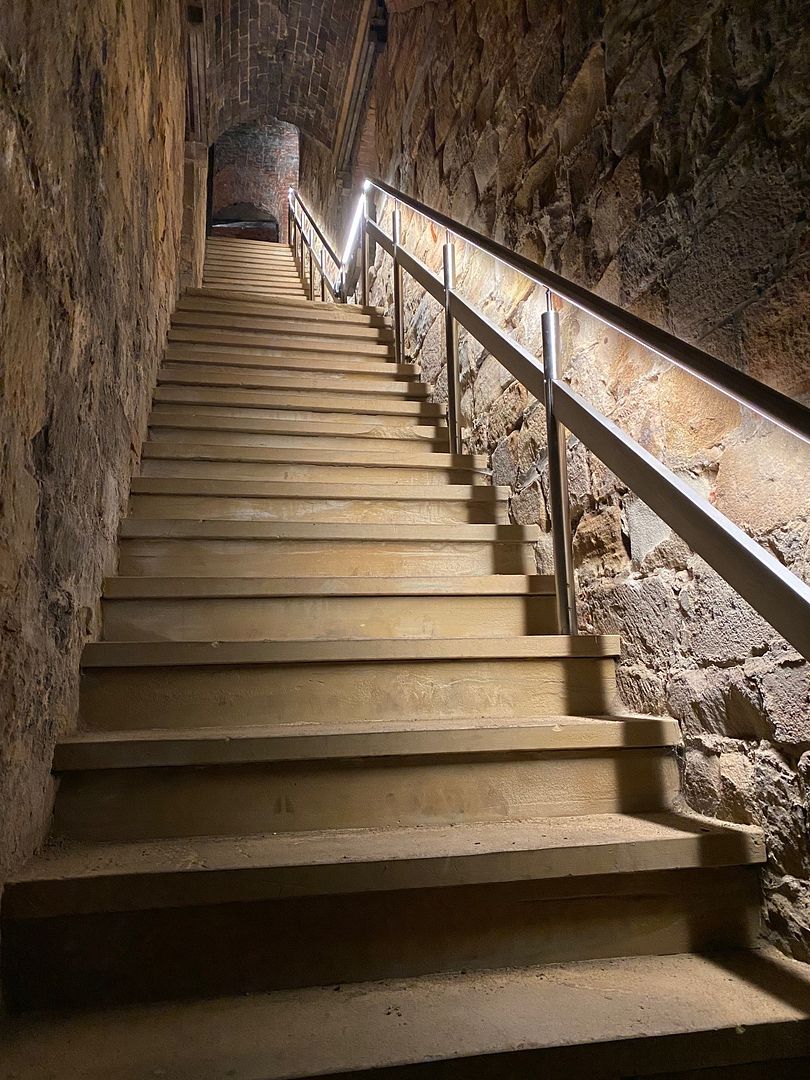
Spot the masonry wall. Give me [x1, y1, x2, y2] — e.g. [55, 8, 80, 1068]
[362, 0, 810, 958]
[0, 1, 185, 874]
[212, 121, 300, 241]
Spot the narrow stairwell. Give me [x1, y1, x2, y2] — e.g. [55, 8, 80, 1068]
[3, 238, 809, 1078]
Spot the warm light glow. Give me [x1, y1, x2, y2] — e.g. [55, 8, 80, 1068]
[341, 191, 366, 268]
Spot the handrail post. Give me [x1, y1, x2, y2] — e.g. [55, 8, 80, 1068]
[443, 241, 461, 454]
[319, 249, 326, 302]
[391, 206, 405, 365]
[542, 291, 578, 635]
[360, 191, 369, 308]
[308, 227, 315, 301]
[298, 212, 305, 279]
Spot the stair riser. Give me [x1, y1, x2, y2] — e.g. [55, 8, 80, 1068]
[176, 301, 389, 328]
[127, 493, 509, 523]
[117, 538, 537, 577]
[158, 369, 426, 398]
[139, 461, 486, 484]
[154, 388, 439, 420]
[201, 273, 304, 286]
[149, 402, 447, 430]
[164, 352, 415, 378]
[3, 867, 761, 1010]
[101, 594, 557, 641]
[53, 751, 679, 842]
[79, 657, 618, 730]
[168, 329, 393, 356]
[171, 314, 394, 343]
[165, 343, 397, 364]
[148, 427, 447, 452]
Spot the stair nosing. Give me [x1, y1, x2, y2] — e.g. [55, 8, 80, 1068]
[4, 811, 765, 918]
[53, 716, 683, 771]
[80, 635, 621, 668]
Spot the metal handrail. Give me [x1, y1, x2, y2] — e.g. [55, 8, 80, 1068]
[289, 189, 341, 271]
[288, 190, 342, 302]
[290, 180, 810, 659]
[369, 178, 810, 447]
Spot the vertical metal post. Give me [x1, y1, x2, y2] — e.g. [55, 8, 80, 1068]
[287, 203, 293, 248]
[391, 207, 404, 365]
[542, 290, 578, 635]
[360, 192, 369, 308]
[319, 250, 326, 302]
[443, 241, 461, 455]
[298, 213, 305, 277]
[308, 227, 314, 301]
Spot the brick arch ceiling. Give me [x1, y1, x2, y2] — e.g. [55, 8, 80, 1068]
[208, 0, 367, 146]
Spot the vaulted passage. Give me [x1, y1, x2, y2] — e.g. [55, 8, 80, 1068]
[2, 2, 810, 1076]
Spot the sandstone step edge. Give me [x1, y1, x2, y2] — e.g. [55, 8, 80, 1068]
[4, 947, 805, 1080]
[80, 635, 621, 669]
[4, 811, 765, 919]
[101, 574, 555, 598]
[185, 285, 385, 315]
[118, 520, 537, 540]
[139, 443, 488, 468]
[54, 715, 683, 770]
[128, 478, 507, 501]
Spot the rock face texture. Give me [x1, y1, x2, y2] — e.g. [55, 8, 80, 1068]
[0, 2, 185, 873]
[358, 0, 810, 957]
[212, 121, 300, 241]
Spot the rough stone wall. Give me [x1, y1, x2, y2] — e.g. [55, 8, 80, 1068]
[0, 1, 185, 874]
[212, 121, 299, 241]
[367, 0, 810, 958]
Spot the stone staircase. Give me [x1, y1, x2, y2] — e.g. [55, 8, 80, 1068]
[4, 238, 810, 1078]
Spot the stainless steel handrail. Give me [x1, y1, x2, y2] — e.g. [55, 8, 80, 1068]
[293, 180, 810, 658]
[369, 178, 810, 447]
[290, 189, 341, 271]
[288, 190, 341, 301]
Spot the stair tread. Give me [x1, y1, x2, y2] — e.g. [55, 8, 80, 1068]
[102, 574, 554, 597]
[7, 811, 764, 893]
[54, 715, 682, 770]
[140, 443, 485, 466]
[187, 287, 384, 313]
[81, 634, 621, 668]
[4, 947, 805, 1080]
[129, 478, 507, 499]
[119, 520, 539, 539]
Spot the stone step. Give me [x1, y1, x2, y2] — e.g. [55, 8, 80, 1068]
[140, 440, 483, 468]
[100, 572, 555, 639]
[2, 813, 763, 1009]
[177, 293, 389, 326]
[6, 947, 806, 1079]
[148, 400, 448, 429]
[168, 325, 393, 356]
[202, 262, 302, 278]
[116, 519, 540, 577]
[138, 445, 485, 485]
[148, 412, 447, 450]
[201, 280, 307, 295]
[78, 635, 621, 730]
[184, 286, 384, 317]
[164, 345, 418, 377]
[171, 310, 394, 342]
[151, 388, 442, 426]
[50, 717, 681, 842]
[157, 363, 426, 397]
[127, 478, 510, 524]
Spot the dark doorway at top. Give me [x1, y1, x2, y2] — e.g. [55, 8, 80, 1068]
[211, 202, 280, 243]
